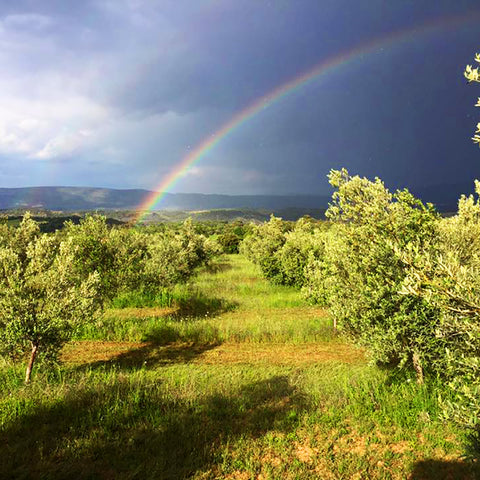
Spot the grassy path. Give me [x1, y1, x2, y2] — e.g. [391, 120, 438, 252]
[64, 255, 355, 366]
[1, 255, 478, 479]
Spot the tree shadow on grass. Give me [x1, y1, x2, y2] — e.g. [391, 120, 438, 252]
[71, 306, 226, 374]
[204, 261, 233, 274]
[1, 375, 306, 479]
[74, 340, 221, 373]
[171, 293, 237, 320]
[409, 459, 480, 479]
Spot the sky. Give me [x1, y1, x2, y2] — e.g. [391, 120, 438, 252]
[1, 0, 480, 196]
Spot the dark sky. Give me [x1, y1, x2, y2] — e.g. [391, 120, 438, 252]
[1, 0, 480, 195]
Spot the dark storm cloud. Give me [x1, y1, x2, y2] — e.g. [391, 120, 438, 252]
[0, 0, 480, 194]
[109, 1, 404, 115]
[111, 0, 479, 114]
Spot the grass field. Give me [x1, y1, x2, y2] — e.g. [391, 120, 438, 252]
[1, 255, 478, 479]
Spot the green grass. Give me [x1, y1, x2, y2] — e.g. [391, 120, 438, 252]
[1, 254, 478, 479]
[75, 255, 331, 344]
[109, 289, 176, 309]
[1, 363, 472, 479]
[196, 256, 308, 309]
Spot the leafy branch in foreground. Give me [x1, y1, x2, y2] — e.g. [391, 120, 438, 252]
[464, 53, 480, 145]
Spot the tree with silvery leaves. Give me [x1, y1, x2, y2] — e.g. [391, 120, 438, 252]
[0, 213, 101, 383]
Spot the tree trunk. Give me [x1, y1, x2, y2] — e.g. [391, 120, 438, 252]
[412, 351, 424, 385]
[25, 343, 38, 384]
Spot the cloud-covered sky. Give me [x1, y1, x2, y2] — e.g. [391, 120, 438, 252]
[1, 0, 480, 195]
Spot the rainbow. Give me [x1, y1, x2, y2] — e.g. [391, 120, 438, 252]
[135, 10, 480, 223]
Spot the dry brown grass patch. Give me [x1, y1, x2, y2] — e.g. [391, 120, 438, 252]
[224, 471, 250, 480]
[261, 451, 282, 467]
[62, 340, 365, 368]
[294, 441, 319, 463]
[195, 342, 365, 366]
[61, 340, 218, 367]
[61, 340, 147, 365]
[103, 306, 176, 320]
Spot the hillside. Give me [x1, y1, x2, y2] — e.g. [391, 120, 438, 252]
[140, 207, 328, 223]
[0, 184, 475, 214]
[0, 186, 330, 212]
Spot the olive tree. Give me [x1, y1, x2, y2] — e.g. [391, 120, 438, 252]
[396, 186, 480, 433]
[240, 215, 291, 283]
[322, 169, 439, 381]
[276, 218, 326, 289]
[0, 214, 101, 383]
[61, 214, 124, 303]
[141, 218, 219, 290]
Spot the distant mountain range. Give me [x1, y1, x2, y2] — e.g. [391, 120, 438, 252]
[0, 186, 331, 213]
[0, 183, 476, 215]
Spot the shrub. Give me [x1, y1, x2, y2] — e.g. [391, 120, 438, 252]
[301, 225, 336, 306]
[217, 232, 242, 254]
[239, 169, 480, 450]
[61, 214, 124, 303]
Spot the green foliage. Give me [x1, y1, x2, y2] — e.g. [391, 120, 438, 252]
[217, 232, 242, 253]
[240, 215, 292, 284]
[248, 171, 443, 374]
[140, 217, 220, 290]
[241, 216, 329, 292]
[241, 167, 480, 452]
[61, 214, 124, 302]
[276, 218, 327, 289]
[396, 184, 480, 439]
[301, 226, 335, 305]
[61, 215, 218, 303]
[0, 214, 219, 382]
[141, 227, 199, 289]
[214, 220, 253, 254]
[0, 214, 101, 382]
[321, 169, 441, 376]
[464, 53, 480, 145]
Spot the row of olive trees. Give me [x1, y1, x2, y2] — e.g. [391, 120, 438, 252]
[241, 170, 480, 441]
[240, 215, 327, 292]
[0, 214, 218, 383]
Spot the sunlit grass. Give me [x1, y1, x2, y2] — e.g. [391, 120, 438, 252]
[79, 307, 332, 344]
[75, 254, 331, 344]
[196, 255, 307, 308]
[1, 361, 473, 479]
[1, 254, 477, 479]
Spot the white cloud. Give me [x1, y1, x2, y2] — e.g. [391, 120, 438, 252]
[34, 129, 94, 160]
[182, 166, 204, 177]
[0, 93, 109, 160]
